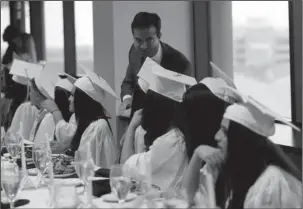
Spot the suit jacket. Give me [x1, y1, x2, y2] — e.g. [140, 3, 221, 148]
[121, 41, 192, 118]
[121, 41, 192, 100]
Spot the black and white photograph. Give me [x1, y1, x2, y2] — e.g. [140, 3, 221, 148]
[0, 1, 302, 208]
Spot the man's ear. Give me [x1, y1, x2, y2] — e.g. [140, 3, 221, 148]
[158, 32, 162, 39]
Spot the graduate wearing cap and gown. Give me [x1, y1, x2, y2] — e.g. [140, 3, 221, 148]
[40, 73, 77, 142]
[52, 74, 77, 146]
[54, 66, 119, 168]
[188, 92, 302, 208]
[121, 68, 197, 191]
[7, 60, 43, 139]
[37, 74, 76, 153]
[27, 67, 57, 144]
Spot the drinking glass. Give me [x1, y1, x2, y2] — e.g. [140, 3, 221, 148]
[32, 141, 51, 187]
[53, 183, 79, 208]
[1, 162, 23, 208]
[4, 132, 21, 163]
[110, 164, 132, 204]
[74, 147, 95, 208]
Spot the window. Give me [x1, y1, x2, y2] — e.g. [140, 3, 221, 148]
[44, 1, 65, 79]
[232, 1, 291, 119]
[1, 1, 10, 56]
[24, 1, 30, 34]
[75, 1, 94, 75]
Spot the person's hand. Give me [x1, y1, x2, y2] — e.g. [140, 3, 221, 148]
[120, 97, 132, 114]
[194, 145, 224, 167]
[40, 99, 59, 113]
[129, 109, 143, 130]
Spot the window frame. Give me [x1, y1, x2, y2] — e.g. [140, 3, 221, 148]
[192, 1, 301, 125]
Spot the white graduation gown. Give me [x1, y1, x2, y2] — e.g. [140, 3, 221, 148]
[244, 165, 302, 208]
[33, 113, 55, 145]
[78, 119, 119, 168]
[195, 165, 302, 208]
[134, 125, 147, 153]
[124, 128, 188, 191]
[54, 113, 77, 144]
[28, 109, 48, 142]
[9, 102, 39, 140]
[45, 113, 77, 154]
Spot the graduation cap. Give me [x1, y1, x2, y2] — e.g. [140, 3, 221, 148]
[148, 68, 197, 102]
[56, 73, 77, 92]
[209, 61, 237, 89]
[199, 77, 242, 104]
[137, 57, 164, 93]
[223, 89, 300, 137]
[33, 69, 56, 100]
[9, 59, 44, 82]
[74, 64, 118, 104]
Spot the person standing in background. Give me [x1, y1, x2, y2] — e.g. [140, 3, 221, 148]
[120, 12, 192, 119]
[1, 25, 38, 129]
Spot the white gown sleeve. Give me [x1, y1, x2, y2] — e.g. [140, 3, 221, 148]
[54, 113, 77, 143]
[134, 125, 147, 153]
[244, 165, 302, 208]
[125, 129, 188, 191]
[34, 113, 55, 145]
[9, 102, 39, 140]
[193, 164, 220, 208]
[78, 119, 119, 168]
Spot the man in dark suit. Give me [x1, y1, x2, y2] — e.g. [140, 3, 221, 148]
[120, 12, 192, 118]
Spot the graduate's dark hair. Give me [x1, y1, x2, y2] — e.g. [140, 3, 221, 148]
[215, 121, 302, 209]
[2, 25, 20, 43]
[69, 87, 111, 152]
[54, 86, 72, 122]
[141, 90, 181, 150]
[180, 83, 231, 160]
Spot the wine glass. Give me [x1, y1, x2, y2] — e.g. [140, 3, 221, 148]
[110, 164, 132, 204]
[1, 162, 23, 208]
[32, 141, 51, 187]
[4, 132, 21, 163]
[74, 147, 95, 208]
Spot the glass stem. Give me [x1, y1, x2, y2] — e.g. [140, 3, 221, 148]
[10, 201, 14, 209]
[84, 180, 92, 206]
[118, 199, 125, 205]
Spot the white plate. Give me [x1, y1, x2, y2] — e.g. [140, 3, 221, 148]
[102, 193, 137, 203]
[27, 168, 38, 176]
[24, 139, 34, 145]
[46, 172, 77, 178]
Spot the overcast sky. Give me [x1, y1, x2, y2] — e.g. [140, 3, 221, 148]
[232, 1, 289, 28]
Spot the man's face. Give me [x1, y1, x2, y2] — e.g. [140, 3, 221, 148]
[133, 26, 161, 58]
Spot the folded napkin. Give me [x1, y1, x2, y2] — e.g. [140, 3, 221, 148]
[1, 199, 30, 209]
[95, 168, 110, 178]
[92, 168, 111, 197]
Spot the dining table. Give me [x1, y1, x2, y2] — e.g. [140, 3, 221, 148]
[1, 175, 148, 208]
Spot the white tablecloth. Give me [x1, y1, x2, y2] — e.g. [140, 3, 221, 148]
[2, 177, 145, 208]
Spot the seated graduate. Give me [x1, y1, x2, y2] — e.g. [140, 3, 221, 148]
[7, 60, 43, 139]
[185, 93, 302, 208]
[27, 67, 59, 144]
[37, 74, 76, 153]
[62, 66, 119, 168]
[53, 74, 77, 143]
[121, 67, 197, 191]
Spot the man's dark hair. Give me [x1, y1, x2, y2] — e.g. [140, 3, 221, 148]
[131, 12, 161, 37]
[3, 25, 20, 42]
